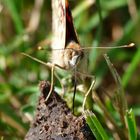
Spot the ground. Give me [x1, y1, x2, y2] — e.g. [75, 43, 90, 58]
[25, 81, 95, 140]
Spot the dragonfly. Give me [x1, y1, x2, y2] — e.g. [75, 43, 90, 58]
[22, 0, 134, 112]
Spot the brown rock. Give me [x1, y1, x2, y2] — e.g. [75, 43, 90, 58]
[25, 81, 94, 140]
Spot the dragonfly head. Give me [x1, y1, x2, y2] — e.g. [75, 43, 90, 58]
[64, 41, 84, 69]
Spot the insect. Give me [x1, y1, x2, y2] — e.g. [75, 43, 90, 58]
[50, 0, 89, 112]
[23, 0, 93, 112]
[22, 0, 134, 112]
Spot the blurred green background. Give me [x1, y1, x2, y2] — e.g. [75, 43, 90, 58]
[0, 0, 140, 139]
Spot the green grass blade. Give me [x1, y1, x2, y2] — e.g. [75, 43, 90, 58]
[95, 9, 140, 82]
[72, 0, 94, 18]
[104, 54, 127, 110]
[122, 48, 140, 88]
[100, 0, 127, 10]
[3, 0, 24, 34]
[0, 104, 27, 129]
[125, 109, 137, 140]
[85, 110, 109, 140]
[86, 115, 102, 140]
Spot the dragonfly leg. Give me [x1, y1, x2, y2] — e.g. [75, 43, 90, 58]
[21, 53, 65, 101]
[82, 77, 96, 113]
[45, 64, 55, 102]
